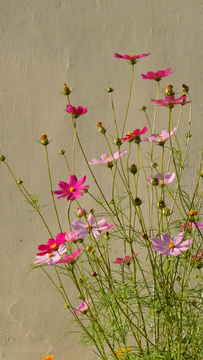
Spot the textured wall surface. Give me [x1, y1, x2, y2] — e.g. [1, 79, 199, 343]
[1, 0, 203, 359]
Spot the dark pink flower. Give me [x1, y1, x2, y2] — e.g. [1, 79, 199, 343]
[72, 214, 113, 239]
[34, 244, 67, 266]
[141, 68, 173, 81]
[112, 254, 138, 264]
[151, 232, 192, 256]
[151, 95, 191, 109]
[37, 232, 67, 256]
[180, 221, 203, 232]
[65, 105, 87, 118]
[114, 52, 151, 65]
[72, 299, 90, 314]
[122, 127, 148, 142]
[57, 248, 83, 264]
[53, 175, 89, 202]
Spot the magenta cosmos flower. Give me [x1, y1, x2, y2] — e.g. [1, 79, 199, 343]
[57, 248, 83, 264]
[141, 68, 173, 81]
[34, 244, 67, 266]
[72, 214, 113, 239]
[147, 172, 176, 186]
[141, 128, 177, 146]
[151, 95, 191, 109]
[122, 127, 148, 142]
[89, 151, 127, 167]
[151, 232, 192, 256]
[72, 299, 90, 314]
[53, 175, 89, 202]
[114, 52, 151, 65]
[112, 253, 138, 264]
[37, 232, 67, 256]
[65, 105, 87, 118]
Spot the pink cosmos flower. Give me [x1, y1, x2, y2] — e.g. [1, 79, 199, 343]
[147, 172, 176, 186]
[141, 68, 173, 81]
[89, 151, 127, 167]
[191, 250, 203, 261]
[34, 244, 67, 266]
[77, 208, 86, 217]
[151, 95, 191, 108]
[65, 105, 87, 118]
[112, 253, 138, 264]
[56, 248, 83, 264]
[71, 299, 90, 314]
[114, 52, 151, 64]
[53, 175, 89, 202]
[66, 231, 80, 243]
[37, 232, 67, 256]
[151, 232, 192, 256]
[122, 127, 148, 142]
[180, 221, 203, 232]
[141, 128, 177, 146]
[72, 214, 113, 239]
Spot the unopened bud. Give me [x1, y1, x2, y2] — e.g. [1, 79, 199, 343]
[40, 133, 49, 146]
[157, 199, 166, 209]
[82, 187, 88, 194]
[89, 209, 94, 214]
[78, 278, 83, 283]
[140, 106, 147, 111]
[59, 150, 65, 155]
[78, 294, 83, 299]
[63, 83, 72, 96]
[189, 210, 198, 222]
[106, 87, 114, 93]
[91, 271, 97, 277]
[97, 122, 102, 127]
[195, 260, 203, 269]
[182, 84, 189, 93]
[86, 246, 91, 252]
[151, 162, 157, 168]
[17, 179, 23, 185]
[0, 155, 5, 162]
[114, 137, 122, 146]
[162, 207, 170, 217]
[185, 133, 191, 138]
[77, 208, 86, 217]
[165, 84, 174, 96]
[150, 177, 159, 186]
[104, 231, 109, 240]
[194, 274, 198, 279]
[134, 197, 142, 206]
[200, 170, 203, 178]
[176, 275, 181, 281]
[65, 304, 70, 309]
[142, 233, 148, 240]
[129, 164, 137, 175]
[110, 199, 115, 205]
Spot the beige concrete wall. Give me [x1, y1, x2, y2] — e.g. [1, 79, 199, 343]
[1, 0, 203, 359]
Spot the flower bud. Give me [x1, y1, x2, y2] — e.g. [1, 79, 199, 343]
[86, 246, 92, 252]
[63, 83, 72, 96]
[150, 177, 159, 186]
[40, 133, 49, 146]
[189, 210, 198, 222]
[97, 122, 106, 134]
[104, 231, 109, 240]
[165, 84, 174, 96]
[0, 155, 5, 162]
[151, 162, 157, 169]
[82, 187, 88, 194]
[17, 179, 23, 185]
[185, 133, 191, 138]
[194, 274, 198, 279]
[59, 150, 65, 155]
[134, 197, 142, 206]
[114, 137, 122, 146]
[140, 106, 147, 111]
[97, 122, 102, 127]
[176, 275, 181, 281]
[78, 278, 83, 283]
[89, 209, 94, 214]
[182, 84, 189, 93]
[162, 207, 170, 217]
[91, 271, 97, 277]
[142, 233, 148, 240]
[110, 199, 115, 205]
[106, 87, 114, 93]
[129, 164, 137, 175]
[195, 260, 203, 269]
[157, 199, 166, 209]
[77, 208, 86, 217]
[65, 304, 70, 309]
[200, 170, 203, 178]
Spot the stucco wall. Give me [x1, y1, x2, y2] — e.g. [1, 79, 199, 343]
[1, 1, 203, 359]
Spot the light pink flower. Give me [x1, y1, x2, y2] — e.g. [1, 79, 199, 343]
[114, 52, 151, 64]
[77, 208, 86, 217]
[147, 173, 176, 186]
[151, 95, 191, 108]
[56, 248, 83, 264]
[89, 151, 127, 167]
[112, 253, 138, 264]
[34, 244, 67, 266]
[72, 214, 113, 239]
[151, 232, 192, 256]
[66, 231, 80, 243]
[122, 127, 148, 142]
[141, 128, 177, 146]
[37, 232, 67, 256]
[65, 105, 87, 118]
[53, 175, 89, 202]
[71, 299, 90, 314]
[141, 68, 173, 81]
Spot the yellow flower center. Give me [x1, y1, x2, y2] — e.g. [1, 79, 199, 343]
[168, 242, 175, 249]
[159, 179, 163, 184]
[127, 132, 134, 136]
[129, 54, 135, 58]
[105, 156, 110, 161]
[48, 253, 53, 258]
[158, 135, 162, 140]
[69, 187, 74, 193]
[50, 242, 57, 249]
[87, 224, 92, 230]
